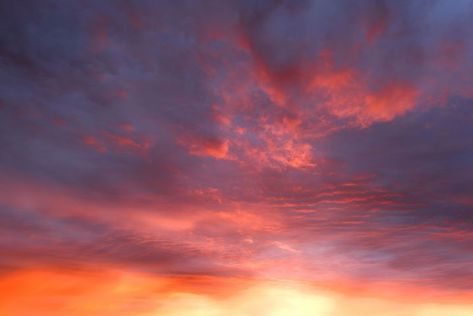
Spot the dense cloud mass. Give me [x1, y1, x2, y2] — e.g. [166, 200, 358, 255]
[1, 0, 473, 314]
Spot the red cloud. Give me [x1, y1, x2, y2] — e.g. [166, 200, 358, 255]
[179, 134, 230, 160]
[82, 135, 107, 154]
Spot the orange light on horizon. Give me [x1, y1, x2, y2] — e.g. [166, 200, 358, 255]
[2, 268, 473, 316]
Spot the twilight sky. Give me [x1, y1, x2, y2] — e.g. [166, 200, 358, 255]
[1, 1, 473, 315]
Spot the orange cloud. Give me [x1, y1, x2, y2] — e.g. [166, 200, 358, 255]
[305, 52, 420, 126]
[105, 132, 151, 153]
[179, 135, 230, 159]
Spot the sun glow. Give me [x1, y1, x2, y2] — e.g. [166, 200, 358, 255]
[149, 283, 335, 316]
[2, 269, 473, 316]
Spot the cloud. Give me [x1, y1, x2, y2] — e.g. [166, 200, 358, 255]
[1, 1, 473, 312]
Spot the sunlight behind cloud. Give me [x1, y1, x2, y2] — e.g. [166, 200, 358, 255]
[150, 283, 335, 316]
[3, 269, 473, 316]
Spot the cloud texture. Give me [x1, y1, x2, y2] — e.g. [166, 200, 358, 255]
[1, 0, 473, 314]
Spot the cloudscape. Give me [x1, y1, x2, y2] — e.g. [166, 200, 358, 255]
[1, 1, 473, 315]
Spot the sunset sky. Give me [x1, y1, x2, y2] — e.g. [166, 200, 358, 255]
[1, 1, 473, 315]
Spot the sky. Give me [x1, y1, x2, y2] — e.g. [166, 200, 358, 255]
[1, 0, 473, 315]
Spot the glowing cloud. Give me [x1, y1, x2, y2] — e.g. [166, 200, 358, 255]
[1, 0, 473, 315]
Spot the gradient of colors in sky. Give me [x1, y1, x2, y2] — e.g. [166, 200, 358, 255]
[1, 1, 473, 315]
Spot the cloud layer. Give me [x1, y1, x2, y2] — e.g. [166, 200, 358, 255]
[1, 0, 473, 314]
